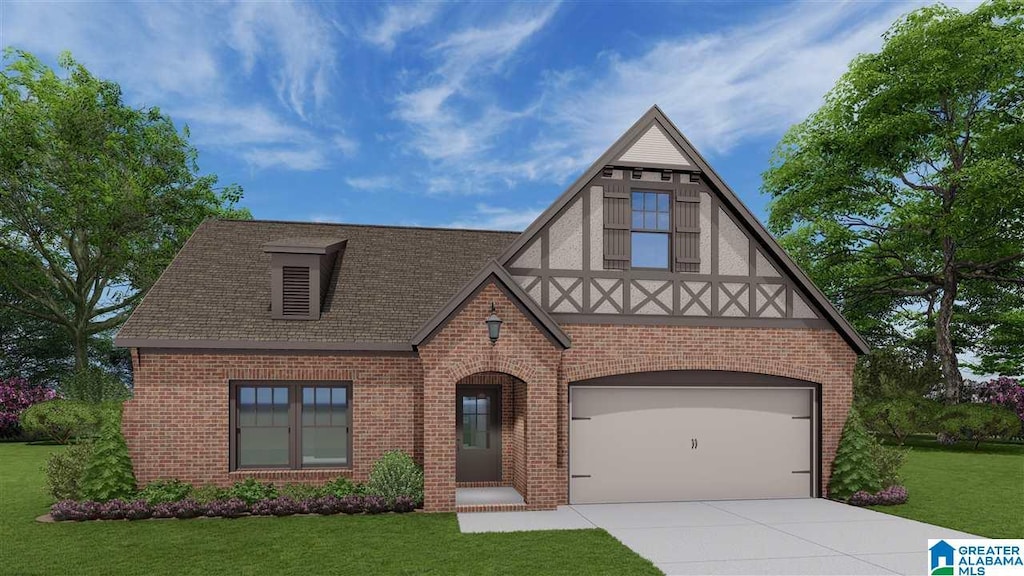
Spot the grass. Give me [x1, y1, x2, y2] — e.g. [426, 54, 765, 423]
[0, 443, 660, 576]
[868, 435, 1024, 538]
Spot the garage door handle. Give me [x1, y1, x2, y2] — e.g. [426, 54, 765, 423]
[792, 416, 811, 420]
[791, 470, 811, 474]
[571, 474, 591, 478]
[571, 416, 591, 421]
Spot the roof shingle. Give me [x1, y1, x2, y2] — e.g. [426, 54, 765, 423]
[116, 219, 519, 346]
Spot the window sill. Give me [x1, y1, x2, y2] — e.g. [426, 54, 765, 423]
[229, 468, 352, 481]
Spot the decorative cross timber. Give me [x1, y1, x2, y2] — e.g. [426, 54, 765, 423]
[755, 283, 786, 317]
[679, 282, 711, 316]
[630, 280, 672, 314]
[549, 277, 583, 312]
[718, 282, 749, 316]
[590, 278, 623, 313]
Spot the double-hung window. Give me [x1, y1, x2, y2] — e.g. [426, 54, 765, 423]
[631, 190, 671, 268]
[231, 382, 351, 470]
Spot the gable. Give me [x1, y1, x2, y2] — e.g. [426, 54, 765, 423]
[499, 106, 868, 354]
[616, 124, 692, 167]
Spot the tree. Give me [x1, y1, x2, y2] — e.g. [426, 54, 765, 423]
[763, 1, 1024, 402]
[0, 49, 250, 373]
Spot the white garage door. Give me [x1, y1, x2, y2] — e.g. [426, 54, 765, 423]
[569, 386, 814, 504]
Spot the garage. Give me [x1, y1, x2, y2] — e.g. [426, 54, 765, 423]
[569, 373, 817, 505]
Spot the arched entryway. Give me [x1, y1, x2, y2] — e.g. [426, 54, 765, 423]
[454, 372, 528, 509]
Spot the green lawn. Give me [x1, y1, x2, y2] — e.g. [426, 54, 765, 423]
[868, 436, 1024, 538]
[0, 443, 659, 576]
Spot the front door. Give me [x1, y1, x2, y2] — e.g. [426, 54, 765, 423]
[456, 386, 501, 482]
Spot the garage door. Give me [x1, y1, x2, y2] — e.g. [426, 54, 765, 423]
[569, 386, 814, 504]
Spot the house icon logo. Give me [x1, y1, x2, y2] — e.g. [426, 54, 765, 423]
[930, 540, 955, 575]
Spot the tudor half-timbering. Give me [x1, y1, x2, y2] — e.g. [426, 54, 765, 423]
[116, 106, 867, 513]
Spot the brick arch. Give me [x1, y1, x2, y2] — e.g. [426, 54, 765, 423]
[445, 353, 538, 385]
[564, 353, 828, 386]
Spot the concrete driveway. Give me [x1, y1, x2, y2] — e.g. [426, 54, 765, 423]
[458, 499, 980, 575]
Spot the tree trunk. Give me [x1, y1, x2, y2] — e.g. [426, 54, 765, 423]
[71, 328, 89, 374]
[936, 242, 963, 403]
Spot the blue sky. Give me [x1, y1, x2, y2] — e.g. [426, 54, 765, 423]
[0, 0, 980, 231]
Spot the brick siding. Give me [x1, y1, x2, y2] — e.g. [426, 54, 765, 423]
[124, 281, 855, 510]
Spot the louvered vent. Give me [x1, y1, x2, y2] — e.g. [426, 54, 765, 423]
[281, 266, 311, 316]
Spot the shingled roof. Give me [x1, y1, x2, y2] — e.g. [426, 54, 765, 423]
[115, 219, 519, 350]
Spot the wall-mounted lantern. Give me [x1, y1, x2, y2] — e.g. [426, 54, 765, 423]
[484, 302, 503, 345]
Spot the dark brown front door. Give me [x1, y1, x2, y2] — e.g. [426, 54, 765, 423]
[456, 386, 501, 482]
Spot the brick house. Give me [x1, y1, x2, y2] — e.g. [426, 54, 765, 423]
[116, 106, 867, 512]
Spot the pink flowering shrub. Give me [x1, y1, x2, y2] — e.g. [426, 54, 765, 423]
[979, 377, 1024, 421]
[847, 485, 908, 506]
[0, 378, 58, 438]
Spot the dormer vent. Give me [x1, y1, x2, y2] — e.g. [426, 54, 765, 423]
[263, 237, 346, 320]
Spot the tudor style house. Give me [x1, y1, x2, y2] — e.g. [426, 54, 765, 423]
[116, 106, 868, 512]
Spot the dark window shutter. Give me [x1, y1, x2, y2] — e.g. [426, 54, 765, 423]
[674, 186, 701, 273]
[281, 266, 311, 316]
[603, 182, 629, 270]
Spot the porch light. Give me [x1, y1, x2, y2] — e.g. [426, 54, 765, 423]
[484, 302, 502, 345]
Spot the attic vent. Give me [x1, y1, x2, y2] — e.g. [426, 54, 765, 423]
[281, 266, 311, 316]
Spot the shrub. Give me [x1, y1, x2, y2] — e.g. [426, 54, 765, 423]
[151, 502, 177, 519]
[205, 498, 248, 518]
[58, 367, 130, 404]
[861, 398, 940, 444]
[305, 496, 343, 515]
[279, 483, 324, 501]
[251, 497, 301, 517]
[976, 377, 1024, 437]
[847, 485, 908, 507]
[870, 442, 907, 488]
[362, 495, 389, 514]
[936, 431, 959, 445]
[338, 495, 364, 514]
[0, 377, 58, 439]
[322, 476, 359, 498]
[828, 408, 882, 500]
[20, 400, 101, 444]
[392, 496, 416, 513]
[229, 478, 278, 505]
[79, 410, 136, 501]
[43, 440, 94, 501]
[936, 403, 1019, 448]
[172, 499, 206, 519]
[368, 450, 424, 505]
[98, 499, 130, 520]
[50, 500, 103, 521]
[139, 479, 193, 505]
[190, 484, 228, 504]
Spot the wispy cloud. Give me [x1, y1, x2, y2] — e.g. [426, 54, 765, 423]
[393, 4, 559, 166]
[344, 176, 398, 191]
[2, 1, 348, 172]
[445, 204, 543, 231]
[364, 3, 439, 51]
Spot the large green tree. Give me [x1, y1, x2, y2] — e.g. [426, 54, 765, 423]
[763, 1, 1024, 401]
[0, 49, 250, 373]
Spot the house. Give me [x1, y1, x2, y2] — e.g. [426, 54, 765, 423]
[930, 540, 955, 573]
[115, 106, 868, 512]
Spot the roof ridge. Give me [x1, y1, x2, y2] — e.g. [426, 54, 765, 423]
[212, 218, 523, 235]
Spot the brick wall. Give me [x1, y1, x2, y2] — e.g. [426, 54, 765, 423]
[123, 288, 855, 507]
[122, 351, 422, 487]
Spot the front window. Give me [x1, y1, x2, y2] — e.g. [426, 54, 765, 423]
[232, 382, 351, 470]
[631, 190, 670, 268]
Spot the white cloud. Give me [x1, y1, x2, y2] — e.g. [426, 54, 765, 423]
[445, 204, 543, 231]
[394, 4, 559, 164]
[332, 134, 359, 156]
[365, 3, 439, 50]
[344, 176, 398, 191]
[1, 1, 348, 172]
[242, 148, 329, 171]
[308, 213, 346, 223]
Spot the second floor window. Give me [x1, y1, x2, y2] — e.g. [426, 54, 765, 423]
[631, 190, 670, 268]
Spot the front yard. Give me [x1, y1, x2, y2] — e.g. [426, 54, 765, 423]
[1, 443, 659, 576]
[868, 436, 1024, 538]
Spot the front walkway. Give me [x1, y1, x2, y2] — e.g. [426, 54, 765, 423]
[458, 499, 980, 575]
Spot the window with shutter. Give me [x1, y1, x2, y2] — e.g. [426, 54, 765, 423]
[281, 266, 311, 316]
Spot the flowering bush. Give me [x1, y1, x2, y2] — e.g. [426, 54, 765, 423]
[847, 485, 908, 506]
[362, 495, 389, 514]
[172, 499, 206, 519]
[977, 377, 1024, 436]
[338, 495, 364, 514]
[251, 497, 301, 517]
[151, 502, 177, 519]
[50, 500, 93, 521]
[0, 378, 58, 439]
[305, 496, 343, 515]
[205, 498, 248, 518]
[392, 496, 417, 513]
[97, 499, 129, 520]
